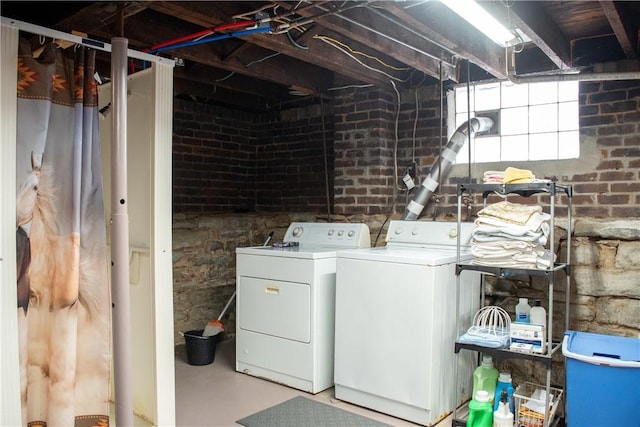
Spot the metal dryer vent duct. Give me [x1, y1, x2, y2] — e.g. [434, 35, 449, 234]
[401, 116, 494, 220]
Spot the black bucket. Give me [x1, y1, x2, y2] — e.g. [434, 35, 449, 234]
[183, 329, 217, 366]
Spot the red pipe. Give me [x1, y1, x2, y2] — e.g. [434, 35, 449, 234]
[144, 28, 213, 52]
[214, 21, 256, 32]
[144, 20, 256, 52]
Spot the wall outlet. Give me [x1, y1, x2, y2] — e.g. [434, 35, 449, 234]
[407, 162, 417, 178]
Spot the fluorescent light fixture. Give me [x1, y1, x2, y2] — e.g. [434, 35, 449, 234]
[440, 0, 516, 46]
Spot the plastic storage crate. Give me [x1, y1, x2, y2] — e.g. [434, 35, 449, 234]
[513, 382, 563, 427]
[562, 330, 640, 427]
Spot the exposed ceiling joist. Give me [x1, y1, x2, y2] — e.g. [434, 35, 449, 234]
[278, 2, 456, 82]
[147, 1, 403, 91]
[599, 0, 639, 59]
[4, 1, 638, 112]
[378, 1, 507, 80]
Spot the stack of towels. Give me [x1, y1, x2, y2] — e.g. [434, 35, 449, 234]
[482, 167, 538, 184]
[471, 200, 555, 269]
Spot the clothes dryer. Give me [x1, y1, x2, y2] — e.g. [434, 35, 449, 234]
[235, 222, 370, 393]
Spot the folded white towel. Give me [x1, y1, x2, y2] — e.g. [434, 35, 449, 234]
[475, 211, 550, 233]
[471, 249, 555, 269]
[478, 201, 543, 225]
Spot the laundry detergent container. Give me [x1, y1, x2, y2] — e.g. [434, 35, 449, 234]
[562, 330, 640, 427]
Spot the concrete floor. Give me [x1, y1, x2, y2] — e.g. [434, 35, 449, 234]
[173, 338, 454, 427]
[112, 337, 456, 426]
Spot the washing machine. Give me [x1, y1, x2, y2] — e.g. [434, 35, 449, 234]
[235, 222, 370, 393]
[334, 220, 480, 426]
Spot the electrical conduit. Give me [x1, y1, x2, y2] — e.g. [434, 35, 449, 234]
[401, 117, 494, 220]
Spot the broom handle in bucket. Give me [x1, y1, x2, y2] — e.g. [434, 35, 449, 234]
[216, 231, 273, 322]
[264, 231, 274, 246]
[217, 291, 235, 321]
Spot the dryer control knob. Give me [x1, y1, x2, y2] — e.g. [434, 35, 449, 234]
[292, 226, 303, 237]
[449, 228, 458, 238]
[348, 230, 355, 237]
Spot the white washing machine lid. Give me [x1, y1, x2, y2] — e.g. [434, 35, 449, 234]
[336, 246, 472, 266]
[236, 245, 340, 260]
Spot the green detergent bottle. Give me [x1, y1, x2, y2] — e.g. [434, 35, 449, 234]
[472, 355, 500, 405]
[467, 390, 493, 427]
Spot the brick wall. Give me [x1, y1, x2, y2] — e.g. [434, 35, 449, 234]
[252, 103, 335, 213]
[333, 87, 397, 215]
[172, 99, 255, 214]
[576, 80, 640, 217]
[173, 99, 334, 214]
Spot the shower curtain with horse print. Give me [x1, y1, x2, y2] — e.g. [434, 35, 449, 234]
[15, 38, 111, 427]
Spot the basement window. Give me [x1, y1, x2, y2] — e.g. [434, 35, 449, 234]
[449, 80, 579, 163]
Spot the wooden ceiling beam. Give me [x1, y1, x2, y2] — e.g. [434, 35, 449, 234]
[599, 0, 638, 59]
[60, 6, 333, 95]
[146, 1, 401, 90]
[124, 29, 332, 94]
[378, 1, 507, 80]
[275, 2, 456, 81]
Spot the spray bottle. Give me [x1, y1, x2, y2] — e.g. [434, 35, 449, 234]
[492, 389, 514, 427]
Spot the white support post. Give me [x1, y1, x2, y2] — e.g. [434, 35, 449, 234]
[110, 37, 134, 427]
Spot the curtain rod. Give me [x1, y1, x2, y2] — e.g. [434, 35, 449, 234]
[1, 16, 175, 66]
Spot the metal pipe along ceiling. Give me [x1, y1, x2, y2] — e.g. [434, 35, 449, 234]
[401, 116, 494, 221]
[507, 49, 640, 83]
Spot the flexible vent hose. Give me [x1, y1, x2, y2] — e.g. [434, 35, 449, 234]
[400, 116, 494, 220]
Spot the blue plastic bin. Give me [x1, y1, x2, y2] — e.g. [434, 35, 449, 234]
[563, 330, 640, 427]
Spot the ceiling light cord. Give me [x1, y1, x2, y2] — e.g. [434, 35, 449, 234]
[320, 96, 331, 222]
[391, 80, 407, 195]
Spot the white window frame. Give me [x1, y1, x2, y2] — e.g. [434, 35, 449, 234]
[447, 80, 580, 164]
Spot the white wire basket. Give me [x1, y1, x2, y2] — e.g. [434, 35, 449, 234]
[458, 306, 511, 348]
[514, 382, 563, 427]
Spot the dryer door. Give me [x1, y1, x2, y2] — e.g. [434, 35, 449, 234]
[238, 276, 311, 343]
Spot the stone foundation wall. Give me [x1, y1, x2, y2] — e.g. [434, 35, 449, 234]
[171, 213, 639, 401]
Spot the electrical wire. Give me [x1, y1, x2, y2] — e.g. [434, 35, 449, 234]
[372, 191, 404, 247]
[466, 59, 472, 181]
[286, 31, 308, 50]
[232, 3, 276, 21]
[314, 35, 408, 82]
[245, 52, 281, 68]
[313, 35, 411, 72]
[390, 80, 406, 193]
[214, 71, 235, 82]
[320, 96, 331, 222]
[327, 84, 374, 91]
[412, 88, 419, 165]
[434, 60, 445, 221]
[272, 2, 366, 34]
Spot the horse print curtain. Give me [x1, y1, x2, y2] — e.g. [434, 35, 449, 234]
[15, 37, 111, 426]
